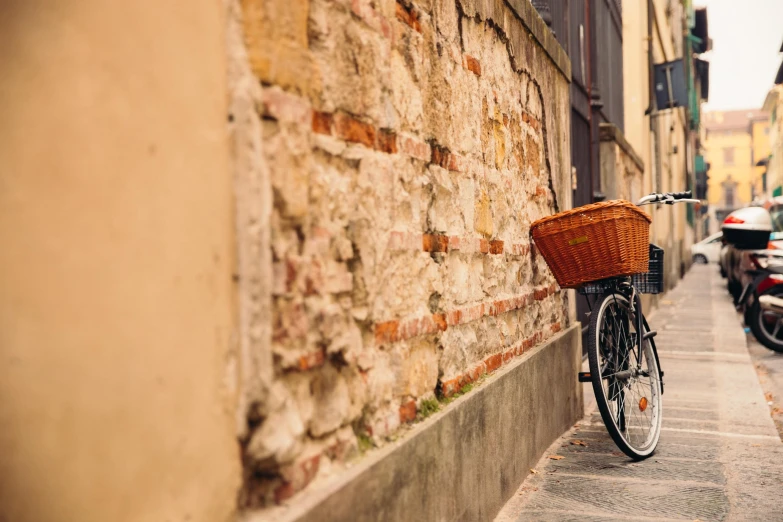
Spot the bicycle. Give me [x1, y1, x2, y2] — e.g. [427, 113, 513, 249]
[531, 191, 698, 459]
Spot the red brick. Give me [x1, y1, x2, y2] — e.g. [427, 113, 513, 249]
[464, 55, 482, 76]
[390, 314, 449, 343]
[446, 309, 463, 326]
[470, 363, 486, 382]
[399, 400, 417, 423]
[440, 376, 461, 397]
[431, 145, 447, 168]
[376, 129, 398, 153]
[297, 348, 326, 371]
[274, 454, 321, 504]
[491, 299, 508, 316]
[479, 239, 490, 254]
[489, 240, 504, 254]
[334, 112, 376, 147]
[395, 1, 422, 32]
[446, 152, 464, 172]
[503, 350, 514, 363]
[551, 322, 562, 333]
[430, 145, 464, 172]
[433, 313, 447, 331]
[468, 304, 484, 322]
[534, 288, 547, 301]
[312, 111, 333, 135]
[375, 320, 400, 344]
[422, 233, 449, 253]
[398, 135, 431, 161]
[484, 353, 503, 373]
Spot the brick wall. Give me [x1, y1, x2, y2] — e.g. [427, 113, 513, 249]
[230, 0, 572, 508]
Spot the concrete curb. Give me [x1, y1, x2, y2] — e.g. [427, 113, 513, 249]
[247, 324, 582, 522]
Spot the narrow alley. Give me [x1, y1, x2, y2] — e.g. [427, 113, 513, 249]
[496, 265, 783, 521]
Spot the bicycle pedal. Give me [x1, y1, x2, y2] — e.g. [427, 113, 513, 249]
[578, 372, 592, 383]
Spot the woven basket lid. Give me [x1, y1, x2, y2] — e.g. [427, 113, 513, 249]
[531, 200, 651, 236]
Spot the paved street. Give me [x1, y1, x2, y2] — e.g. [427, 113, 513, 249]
[496, 265, 783, 521]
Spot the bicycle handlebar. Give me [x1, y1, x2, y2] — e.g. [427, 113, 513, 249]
[636, 190, 696, 206]
[669, 190, 692, 200]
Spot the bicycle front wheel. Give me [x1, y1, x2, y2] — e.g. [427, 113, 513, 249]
[587, 292, 662, 459]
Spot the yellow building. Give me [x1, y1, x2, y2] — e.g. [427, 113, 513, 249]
[703, 110, 768, 228]
[752, 117, 772, 197]
[763, 85, 783, 197]
[622, 0, 709, 283]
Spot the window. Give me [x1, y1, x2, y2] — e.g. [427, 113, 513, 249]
[724, 184, 735, 207]
[722, 175, 737, 208]
[723, 147, 735, 165]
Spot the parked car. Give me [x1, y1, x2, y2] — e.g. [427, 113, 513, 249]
[691, 232, 723, 264]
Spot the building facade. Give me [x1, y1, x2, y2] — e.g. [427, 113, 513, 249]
[620, 0, 709, 285]
[1, 0, 581, 521]
[762, 40, 783, 198]
[0, 1, 712, 521]
[703, 109, 769, 232]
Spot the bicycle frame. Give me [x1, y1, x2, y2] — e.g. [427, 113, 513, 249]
[580, 191, 697, 392]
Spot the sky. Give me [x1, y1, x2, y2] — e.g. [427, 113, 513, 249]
[696, 0, 783, 112]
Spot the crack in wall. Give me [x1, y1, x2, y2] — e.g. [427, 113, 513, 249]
[455, 0, 561, 213]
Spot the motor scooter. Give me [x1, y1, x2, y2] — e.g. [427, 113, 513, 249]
[724, 207, 783, 353]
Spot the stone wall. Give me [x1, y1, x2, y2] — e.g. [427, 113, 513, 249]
[231, 0, 573, 509]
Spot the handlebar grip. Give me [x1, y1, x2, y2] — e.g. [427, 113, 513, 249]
[668, 191, 692, 200]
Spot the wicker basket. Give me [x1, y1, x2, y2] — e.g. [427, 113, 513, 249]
[530, 200, 652, 288]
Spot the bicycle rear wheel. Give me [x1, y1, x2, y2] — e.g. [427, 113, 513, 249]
[587, 292, 662, 459]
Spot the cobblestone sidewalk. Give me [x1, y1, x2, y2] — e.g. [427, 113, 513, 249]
[495, 265, 783, 522]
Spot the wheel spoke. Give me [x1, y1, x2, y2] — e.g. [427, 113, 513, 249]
[588, 292, 661, 459]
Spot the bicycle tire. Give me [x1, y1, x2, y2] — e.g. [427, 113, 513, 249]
[587, 292, 662, 459]
[749, 286, 783, 353]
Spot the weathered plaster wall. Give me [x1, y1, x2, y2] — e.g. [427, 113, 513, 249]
[234, 0, 573, 509]
[0, 1, 240, 521]
[600, 123, 644, 203]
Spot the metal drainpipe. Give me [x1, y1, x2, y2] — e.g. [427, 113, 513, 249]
[648, 0, 661, 197]
[585, 0, 595, 202]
